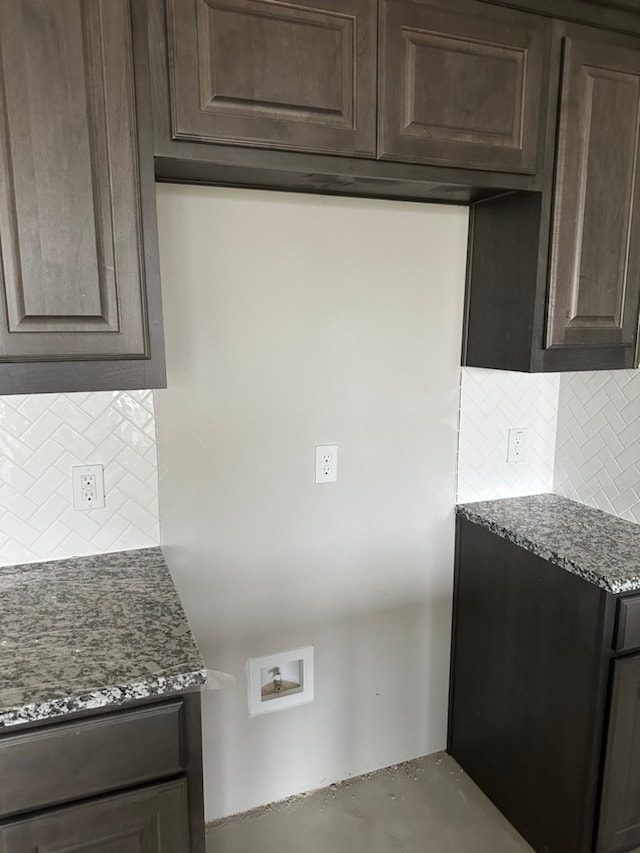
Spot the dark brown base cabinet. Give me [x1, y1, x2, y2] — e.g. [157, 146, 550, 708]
[0, 782, 189, 853]
[449, 518, 640, 853]
[0, 693, 205, 853]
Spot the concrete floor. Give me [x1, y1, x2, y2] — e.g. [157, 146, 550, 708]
[205, 752, 534, 853]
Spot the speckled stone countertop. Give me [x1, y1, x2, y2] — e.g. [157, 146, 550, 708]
[0, 547, 206, 728]
[457, 493, 640, 594]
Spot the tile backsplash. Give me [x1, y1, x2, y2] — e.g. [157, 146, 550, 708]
[0, 391, 159, 566]
[457, 368, 560, 503]
[4, 368, 635, 568]
[555, 371, 640, 523]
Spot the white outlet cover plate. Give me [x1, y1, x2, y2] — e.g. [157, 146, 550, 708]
[72, 464, 105, 510]
[247, 646, 314, 717]
[315, 445, 338, 483]
[507, 428, 528, 465]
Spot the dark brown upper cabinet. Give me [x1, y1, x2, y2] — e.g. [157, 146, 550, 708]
[0, 0, 165, 395]
[164, 0, 377, 157]
[144, 0, 548, 198]
[379, 0, 551, 173]
[547, 33, 640, 355]
[464, 22, 640, 372]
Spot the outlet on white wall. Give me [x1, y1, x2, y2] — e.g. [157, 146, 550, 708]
[315, 445, 338, 483]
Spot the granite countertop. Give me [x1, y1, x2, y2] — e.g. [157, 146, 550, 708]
[0, 547, 206, 728]
[457, 493, 640, 595]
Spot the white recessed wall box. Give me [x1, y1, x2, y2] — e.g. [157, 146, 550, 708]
[247, 646, 314, 716]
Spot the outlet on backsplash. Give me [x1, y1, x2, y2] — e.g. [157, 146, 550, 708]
[507, 428, 528, 465]
[457, 369, 559, 504]
[72, 465, 106, 511]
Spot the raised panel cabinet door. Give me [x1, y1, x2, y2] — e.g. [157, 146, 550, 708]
[0, 780, 190, 853]
[0, 0, 151, 363]
[379, 0, 550, 172]
[546, 31, 640, 356]
[165, 0, 377, 156]
[597, 655, 640, 853]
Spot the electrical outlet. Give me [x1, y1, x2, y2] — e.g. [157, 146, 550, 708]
[72, 464, 105, 510]
[315, 445, 338, 483]
[507, 428, 528, 464]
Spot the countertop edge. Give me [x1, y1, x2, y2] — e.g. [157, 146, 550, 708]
[0, 668, 208, 729]
[456, 502, 640, 595]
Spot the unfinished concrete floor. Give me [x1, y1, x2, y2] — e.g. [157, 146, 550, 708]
[205, 752, 533, 853]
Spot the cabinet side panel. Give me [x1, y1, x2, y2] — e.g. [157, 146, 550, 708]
[182, 691, 206, 853]
[449, 518, 610, 853]
[464, 192, 542, 371]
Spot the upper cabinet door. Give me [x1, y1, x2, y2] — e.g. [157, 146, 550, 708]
[165, 0, 377, 157]
[379, 0, 551, 173]
[546, 31, 640, 355]
[0, 0, 156, 368]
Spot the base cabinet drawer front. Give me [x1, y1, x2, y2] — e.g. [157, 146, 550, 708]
[379, 0, 551, 173]
[165, 0, 377, 157]
[615, 596, 640, 653]
[546, 29, 640, 356]
[0, 701, 184, 819]
[0, 780, 190, 853]
[598, 655, 640, 853]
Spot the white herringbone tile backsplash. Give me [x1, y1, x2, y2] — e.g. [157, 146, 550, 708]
[457, 368, 560, 503]
[555, 371, 640, 522]
[0, 391, 160, 566]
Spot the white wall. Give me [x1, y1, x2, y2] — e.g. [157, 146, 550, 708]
[0, 391, 159, 565]
[154, 185, 468, 820]
[555, 370, 640, 521]
[457, 368, 560, 503]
